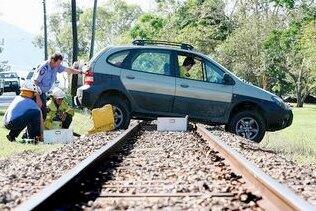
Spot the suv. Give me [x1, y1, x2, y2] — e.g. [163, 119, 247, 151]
[75, 40, 293, 142]
[0, 72, 20, 95]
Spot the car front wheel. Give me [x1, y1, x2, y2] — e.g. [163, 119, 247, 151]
[227, 110, 266, 143]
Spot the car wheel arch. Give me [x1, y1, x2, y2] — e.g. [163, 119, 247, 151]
[228, 101, 266, 125]
[96, 89, 132, 111]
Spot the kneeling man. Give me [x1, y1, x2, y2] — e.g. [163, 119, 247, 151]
[4, 81, 43, 142]
[44, 87, 74, 129]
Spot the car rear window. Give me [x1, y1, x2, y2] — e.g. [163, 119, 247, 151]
[131, 51, 170, 75]
[107, 50, 130, 67]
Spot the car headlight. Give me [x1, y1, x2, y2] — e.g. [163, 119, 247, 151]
[271, 96, 286, 109]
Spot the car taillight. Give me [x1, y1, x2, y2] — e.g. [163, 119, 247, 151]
[84, 71, 94, 85]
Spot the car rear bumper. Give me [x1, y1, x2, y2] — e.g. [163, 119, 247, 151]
[74, 85, 97, 109]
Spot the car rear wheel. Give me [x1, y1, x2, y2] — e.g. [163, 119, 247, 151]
[227, 110, 266, 143]
[96, 96, 131, 129]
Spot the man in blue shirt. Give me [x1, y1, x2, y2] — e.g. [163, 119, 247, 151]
[4, 81, 43, 142]
[32, 53, 82, 119]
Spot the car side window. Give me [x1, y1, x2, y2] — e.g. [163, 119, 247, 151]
[205, 61, 225, 84]
[130, 51, 171, 76]
[177, 55, 204, 81]
[107, 51, 130, 67]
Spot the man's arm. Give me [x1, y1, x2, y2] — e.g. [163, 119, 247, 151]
[35, 93, 43, 108]
[65, 67, 82, 75]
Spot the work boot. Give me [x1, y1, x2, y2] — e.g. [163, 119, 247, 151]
[6, 134, 15, 142]
[20, 136, 42, 144]
[73, 132, 81, 137]
[35, 136, 43, 143]
[21, 138, 38, 144]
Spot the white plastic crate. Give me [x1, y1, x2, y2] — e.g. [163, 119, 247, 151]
[157, 116, 188, 131]
[43, 129, 73, 144]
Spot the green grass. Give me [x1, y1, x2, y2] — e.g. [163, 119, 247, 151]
[0, 107, 92, 159]
[261, 104, 316, 165]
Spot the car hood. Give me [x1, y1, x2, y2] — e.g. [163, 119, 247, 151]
[233, 79, 276, 102]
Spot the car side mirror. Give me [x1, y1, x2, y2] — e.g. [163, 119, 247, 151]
[223, 73, 235, 85]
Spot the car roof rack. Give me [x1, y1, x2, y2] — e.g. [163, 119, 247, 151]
[132, 40, 194, 50]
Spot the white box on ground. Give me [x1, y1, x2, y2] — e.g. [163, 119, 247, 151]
[157, 116, 188, 131]
[43, 129, 73, 144]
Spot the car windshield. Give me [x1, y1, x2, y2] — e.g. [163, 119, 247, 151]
[204, 54, 244, 82]
[0, 72, 18, 78]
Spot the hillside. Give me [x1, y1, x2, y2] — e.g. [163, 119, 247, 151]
[0, 20, 43, 72]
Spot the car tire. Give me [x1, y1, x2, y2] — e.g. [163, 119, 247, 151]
[96, 96, 131, 129]
[0, 90, 3, 96]
[227, 110, 266, 143]
[15, 90, 20, 95]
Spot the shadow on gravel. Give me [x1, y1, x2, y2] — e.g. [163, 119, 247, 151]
[239, 143, 277, 154]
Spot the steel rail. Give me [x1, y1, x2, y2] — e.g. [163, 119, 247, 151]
[196, 124, 315, 211]
[15, 122, 141, 211]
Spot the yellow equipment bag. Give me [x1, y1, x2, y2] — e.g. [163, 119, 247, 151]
[88, 104, 115, 134]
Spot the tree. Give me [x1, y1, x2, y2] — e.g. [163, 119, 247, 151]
[264, 20, 316, 107]
[34, 0, 142, 62]
[89, 0, 97, 59]
[92, 0, 142, 47]
[42, 0, 48, 60]
[33, 1, 85, 63]
[130, 14, 166, 39]
[71, 0, 79, 99]
[262, 0, 316, 107]
[214, 0, 285, 89]
[131, 0, 234, 54]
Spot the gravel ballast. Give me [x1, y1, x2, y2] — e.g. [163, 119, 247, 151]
[69, 123, 264, 210]
[0, 130, 123, 210]
[207, 128, 316, 205]
[2, 122, 314, 210]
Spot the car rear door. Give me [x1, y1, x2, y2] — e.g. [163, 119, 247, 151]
[173, 52, 233, 122]
[120, 49, 176, 114]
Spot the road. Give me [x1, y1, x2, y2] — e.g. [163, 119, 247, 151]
[0, 92, 16, 107]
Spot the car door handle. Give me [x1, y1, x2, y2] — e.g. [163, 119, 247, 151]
[126, 75, 135, 80]
[180, 84, 189, 88]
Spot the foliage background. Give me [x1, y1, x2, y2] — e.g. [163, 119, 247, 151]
[33, 0, 316, 107]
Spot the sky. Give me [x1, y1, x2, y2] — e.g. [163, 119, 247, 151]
[0, 0, 155, 35]
[0, 0, 155, 74]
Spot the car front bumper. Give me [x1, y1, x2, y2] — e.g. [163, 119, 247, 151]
[266, 108, 293, 131]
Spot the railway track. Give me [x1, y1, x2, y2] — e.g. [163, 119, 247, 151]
[16, 121, 315, 211]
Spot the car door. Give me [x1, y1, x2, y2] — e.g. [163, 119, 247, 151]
[120, 49, 176, 114]
[173, 52, 233, 122]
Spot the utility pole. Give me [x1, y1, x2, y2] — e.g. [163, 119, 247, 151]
[43, 0, 48, 60]
[71, 0, 79, 102]
[89, 0, 98, 59]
